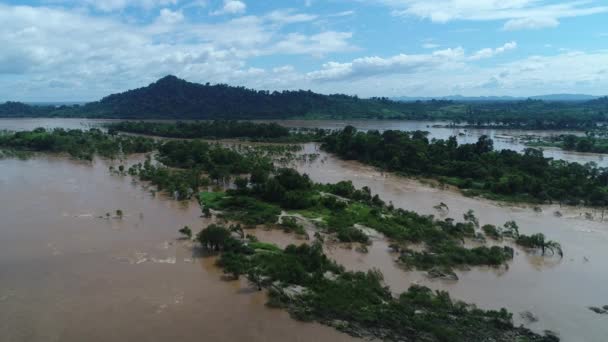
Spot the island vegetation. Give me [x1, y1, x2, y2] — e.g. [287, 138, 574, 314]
[526, 132, 608, 154]
[198, 167, 563, 275]
[322, 126, 608, 206]
[106, 120, 328, 142]
[0, 127, 156, 160]
[192, 223, 558, 341]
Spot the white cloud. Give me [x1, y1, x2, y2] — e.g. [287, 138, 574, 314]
[272, 31, 355, 57]
[211, 0, 246, 16]
[330, 10, 356, 17]
[81, 0, 180, 12]
[503, 17, 559, 30]
[0, 3, 355, 100]
[469, 41, 517, 60]
[373, 0, 608, 30]
[265, 9, 317, 24]
[307, 47, 466, 81]
[157, 8, 184, 24]
[308, 42, 519, 82]
[422, 43, 440, 49]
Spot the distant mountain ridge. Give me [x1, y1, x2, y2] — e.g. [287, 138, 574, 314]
[394, 94, 601, 102]
[0, 76, 607, 125]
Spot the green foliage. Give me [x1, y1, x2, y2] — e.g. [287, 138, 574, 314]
[197, 224, 232, 250]
[280, 217, 307, 236]
[2, 75, 606, 130]
[400, 245, 514, 269]
[482, 224, 501, 240]
[212, 236, 554, 342]
[200, 192, 282, 225]
[106, 120, 329, 143]
[0, 127, 156, 160]
[516, 233, 563, 257]
[323, 127, 608, 206]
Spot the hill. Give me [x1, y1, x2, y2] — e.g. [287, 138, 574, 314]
[0, 76, 607, 128]
[78, 75, 420, 120]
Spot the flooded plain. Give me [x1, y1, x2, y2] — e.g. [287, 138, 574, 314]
[2, 118, 607, 166]
[0, 155, 357, 342]
[292, 143, 608, 342]
[1, 118, 608, 341]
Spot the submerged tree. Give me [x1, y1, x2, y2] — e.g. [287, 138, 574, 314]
[517, 233, 563, 257]
[179, 226, 192, 239]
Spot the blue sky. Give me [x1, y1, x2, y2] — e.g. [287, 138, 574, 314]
[1, 0, 607, 101]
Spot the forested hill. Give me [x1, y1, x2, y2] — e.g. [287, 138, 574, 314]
[1, 76, 607, 127]
[69, 75, 427, 120]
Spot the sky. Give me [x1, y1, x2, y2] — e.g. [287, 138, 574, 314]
[1, 0, 608, 101]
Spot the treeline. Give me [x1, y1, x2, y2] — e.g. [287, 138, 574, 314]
[1, 76, 606, 128]
[106, 120, 328, 142]
[528, 133, 608, 154]
[450, 98, 608, 129]
[322, 127, 608, 206]
[0, 127, 156, 160]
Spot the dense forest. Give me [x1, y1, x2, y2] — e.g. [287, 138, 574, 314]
[0, 128, 156, 160]
[1, 75, 606, 127]
[527, 132, 608, 154]
[106, 120, 328, 142]
[322, 127, 608, 206]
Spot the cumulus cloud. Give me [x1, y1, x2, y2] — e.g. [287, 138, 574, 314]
[374, 0, 608, 30]
[307, 47, 466, 81]
[308, 42, 518, 82]
[0, 3, 355, 100]
[211, 0, 246, 15]
[469, 41, 517, 60]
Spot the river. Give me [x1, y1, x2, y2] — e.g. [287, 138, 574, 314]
[0, 155, 355, 342]
[1, 118, 607, 166]
[1, 118, 607, 341]
[291, 143, 608, 342]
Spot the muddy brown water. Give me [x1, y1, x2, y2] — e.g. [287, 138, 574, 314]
[0, 155, 357, 342]
[1, 118, 608, 341]
[1, 118, 607, 166]
[287, 143, 608, 342]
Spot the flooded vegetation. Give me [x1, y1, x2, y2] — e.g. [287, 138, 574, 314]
[2, 119, 608, 341]
[292, 144, 608, 342]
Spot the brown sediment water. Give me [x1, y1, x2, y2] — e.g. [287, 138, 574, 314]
[291, 143, 608, 342]
[2, 118, 607, 166]
[2, 118, 608, 341]
[0, 155, 358, 342]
